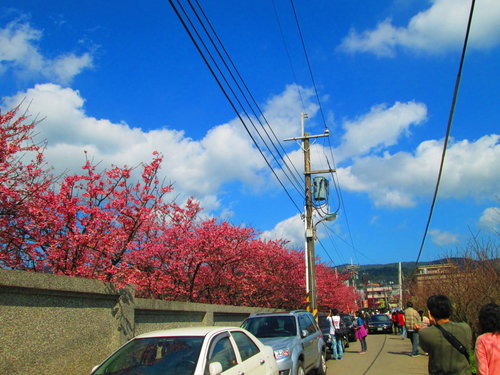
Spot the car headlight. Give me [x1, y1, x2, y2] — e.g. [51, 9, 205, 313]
[274, 349, 290, 360]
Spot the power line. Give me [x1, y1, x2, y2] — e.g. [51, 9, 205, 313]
[288, 0, 328, 130]
[271, 0, 307, 112]
[411, 0, 476, 277]
[286, 0, 360, 266]
[192, 0, 305, 195]
[168, 0, 305, 213]
[187, 0, 304, 197]
[171, 0, 360, 270]
[317, 222, 347, 265]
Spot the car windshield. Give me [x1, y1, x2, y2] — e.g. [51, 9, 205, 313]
[242, 316, 297, 338]
[341, 315, 353, 325]
[371, 315, 391, 323]
[92, 336, 204, 375]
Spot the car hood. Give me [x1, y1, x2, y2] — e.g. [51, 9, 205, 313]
[258, 336, 299, 350]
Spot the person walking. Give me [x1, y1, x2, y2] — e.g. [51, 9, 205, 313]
[475, 303, 500, 375]
[392, 309, 400, 334]
[420, 295, 472, 375]
[327, 308, 344, 360]
[397, 309, 406, 339]
[355, 310, 368, 354]
[419, 309, 431, 329]
[405, 301, 422, 357]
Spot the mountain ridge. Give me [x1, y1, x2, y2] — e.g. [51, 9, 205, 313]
[334, 258, 451, 285]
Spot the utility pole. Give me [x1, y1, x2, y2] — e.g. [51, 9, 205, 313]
[284, 112, 334, 317]
[398, 262, 403, 308]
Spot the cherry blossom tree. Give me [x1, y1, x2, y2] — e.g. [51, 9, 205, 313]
[316, 264, 359, 312]
[1, 106, 358, 310]
[0, 106, 55, 270]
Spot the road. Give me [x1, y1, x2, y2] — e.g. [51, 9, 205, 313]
[325, 333, 428, 375]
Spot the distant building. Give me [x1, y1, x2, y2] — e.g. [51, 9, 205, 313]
[364, 283, 393, 309]
[414, 263, 458, 288]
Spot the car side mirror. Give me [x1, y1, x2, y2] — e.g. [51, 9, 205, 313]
[301, 329, 309, 338]
[209, 362, 223, 375]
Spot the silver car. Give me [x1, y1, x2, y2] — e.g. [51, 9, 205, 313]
[241, 311, 327, 375]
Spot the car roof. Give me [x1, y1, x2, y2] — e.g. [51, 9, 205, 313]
[134, 326, 242, 339]
[248, 310, 308, 318]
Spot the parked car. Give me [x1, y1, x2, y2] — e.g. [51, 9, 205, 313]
[90, 326, 279, 375]
[340, 313, 357, 342]
[317, 313, 348, 355]
[241, 310, 327, 375]
[367, 314, 393, 334]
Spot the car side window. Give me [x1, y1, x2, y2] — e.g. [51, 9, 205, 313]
[231, 331, 260, 361]
[306, 314, 320, 334]
[206, 334, 238, 374]
[298, 314, 310, 335]
[299, 314, 317, 335]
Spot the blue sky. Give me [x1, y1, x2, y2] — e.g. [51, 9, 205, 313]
[1, 0, 499, 266]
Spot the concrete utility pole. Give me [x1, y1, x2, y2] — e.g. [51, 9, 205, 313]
[398, 262, 403, 308]
[284, 112, 333, 316]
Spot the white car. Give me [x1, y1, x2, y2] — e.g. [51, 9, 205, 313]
[90, 326, 279, 375]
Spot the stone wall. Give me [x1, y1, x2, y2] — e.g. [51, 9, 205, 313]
[0, 269, 278, 375]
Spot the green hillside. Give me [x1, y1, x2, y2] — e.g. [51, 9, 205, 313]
[336, 259, 448, 285]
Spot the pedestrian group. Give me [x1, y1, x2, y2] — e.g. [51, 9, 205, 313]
[328, 296, 499, 375]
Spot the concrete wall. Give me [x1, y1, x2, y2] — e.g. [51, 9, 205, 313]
[0, 269, 279, 375]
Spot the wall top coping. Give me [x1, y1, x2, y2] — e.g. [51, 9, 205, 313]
[135, 297, 278, 314]
[0, 268, 122, 296]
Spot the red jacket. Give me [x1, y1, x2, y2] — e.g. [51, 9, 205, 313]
[397, 312, 405, 326]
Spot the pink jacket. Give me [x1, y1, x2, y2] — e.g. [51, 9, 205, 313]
[475, 332, 500, 375]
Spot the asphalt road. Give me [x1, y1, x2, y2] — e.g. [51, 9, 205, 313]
[325, 333, 428, 375]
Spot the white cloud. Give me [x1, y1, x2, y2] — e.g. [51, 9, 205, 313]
[429, 229, 460, 246]
[262, 84, 319, 139]
[334, 101, 427, 162]
[337, 134, 500, 208]
[1, 84, 262, 197]
[260, 214, 305, 249]
[1, 83, 323, 215]
[339, 0, 500, 57]
[51, 53, 93, 84]
[478, 207, 499, 232]
[0, 20, 93, 84]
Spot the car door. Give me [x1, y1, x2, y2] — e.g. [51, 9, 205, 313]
[205, 332, 243, 375]
[298, 313, 318, 370]
[230, 330, 270, 375]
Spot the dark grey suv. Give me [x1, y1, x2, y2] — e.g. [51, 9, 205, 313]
[241, 310, 327, 375]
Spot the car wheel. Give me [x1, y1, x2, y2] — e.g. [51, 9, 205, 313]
[297, 362, 305, 375]
[325, 347, 332, 360]
[316, 351, 327, 375]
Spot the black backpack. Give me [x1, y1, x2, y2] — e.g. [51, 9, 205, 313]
[335, 318, 348, 338]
